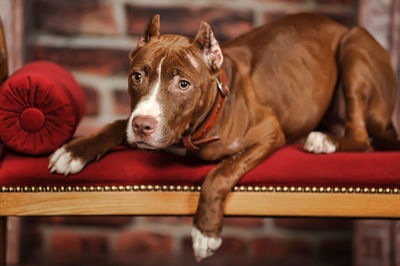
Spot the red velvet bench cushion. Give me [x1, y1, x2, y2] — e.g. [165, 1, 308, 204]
[1, 145, 400, 192]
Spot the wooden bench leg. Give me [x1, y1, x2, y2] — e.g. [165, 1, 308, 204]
[0, 217, 6, 266]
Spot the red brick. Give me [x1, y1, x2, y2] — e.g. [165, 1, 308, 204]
[274, 218, 352, 231]
[125, 6, 253, 42]
[20, 218, 43, 263]
[264, 11, 291, 24]
[116, 231, 173, 254]
[394, 221, 400, 266]
[32, 0, 118, 35]
[264, 11, 356, 27]
[82, 85, 100, 116]
[112, 89, 131, 115]
[74, 124, 102, 137]
[183, 235, 248, 256]
[144, 216, 193, 224]
[224, 217, 264, 228]
[50, 230, 110, 255]
[259, 0, 308, 2]
[30, 45, 131, 76]
[317, 0, 354, 4]
[318, 239, 352, 266]
[353, 220, 392, 266]
[252, 237, 314, 259]
[322, 13, 356, 27]
[39, 216, 133, 227]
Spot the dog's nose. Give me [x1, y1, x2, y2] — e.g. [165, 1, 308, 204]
[132, 115, 158, 137]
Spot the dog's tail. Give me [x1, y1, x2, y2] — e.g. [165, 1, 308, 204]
[371, 124, 400, 150]
[371, 136, 400, 151]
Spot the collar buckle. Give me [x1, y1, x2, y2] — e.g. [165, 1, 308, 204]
[216, 77, 228, 98]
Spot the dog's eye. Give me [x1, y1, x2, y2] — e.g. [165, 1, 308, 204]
[132, 72, 142, 83]
[179, 80, 190, 90]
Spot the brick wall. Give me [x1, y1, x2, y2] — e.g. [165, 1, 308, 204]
[20, 216, 352, 265]
[19, 0, 359, 265]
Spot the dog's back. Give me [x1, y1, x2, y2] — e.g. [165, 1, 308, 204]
[221, 13, 349, 141]
[221, 13, 397, 147]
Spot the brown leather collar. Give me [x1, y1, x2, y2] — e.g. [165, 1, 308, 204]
[183, 69, 229, 152]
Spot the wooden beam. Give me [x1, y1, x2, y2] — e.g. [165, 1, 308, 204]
[0, 18, 8, 83]
[0, 217, 6, 266]
[0, 191, 400, 217]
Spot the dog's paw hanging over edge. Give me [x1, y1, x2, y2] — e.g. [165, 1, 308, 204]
[191, 227, 222, 261]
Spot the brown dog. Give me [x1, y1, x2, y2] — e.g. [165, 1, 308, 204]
[48, 13, 397, 260]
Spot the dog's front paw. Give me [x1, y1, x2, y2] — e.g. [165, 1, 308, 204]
[191, 227, 222, 261]
[48, 146, 86, 176]
[304, 131, 337, 154]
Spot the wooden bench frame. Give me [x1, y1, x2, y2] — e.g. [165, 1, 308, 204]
[1, 16, 400, 266]
[0, 185, 400, 265]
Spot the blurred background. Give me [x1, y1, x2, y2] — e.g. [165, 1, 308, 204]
[0, 0, 399, 265]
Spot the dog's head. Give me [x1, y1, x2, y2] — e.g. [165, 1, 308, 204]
[126, 15, 223, 150]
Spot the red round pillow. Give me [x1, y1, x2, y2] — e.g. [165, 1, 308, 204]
[0, 61, 85, 155]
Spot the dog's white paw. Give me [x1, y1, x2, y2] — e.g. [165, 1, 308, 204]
[48, 146, 86, 175]
[304, 131, 336, 154]
[191, 227, 222, 261]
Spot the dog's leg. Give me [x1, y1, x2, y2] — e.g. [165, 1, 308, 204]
[192, 117, 285, 261]
[48, 119, 128, 175]
[305, 27, 397, 153]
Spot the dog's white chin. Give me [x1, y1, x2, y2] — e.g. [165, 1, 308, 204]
[136, 142, 159, 150]
[133, 139, 175, 150]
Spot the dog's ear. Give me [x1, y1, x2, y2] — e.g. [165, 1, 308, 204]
[193, 22, 223, 72]
[137, 14, 160, 48]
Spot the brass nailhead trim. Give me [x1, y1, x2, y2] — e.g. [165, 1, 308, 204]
[0, 185, 398, 194]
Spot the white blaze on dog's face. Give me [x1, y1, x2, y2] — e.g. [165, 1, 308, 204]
[126, 15, 224, 149]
